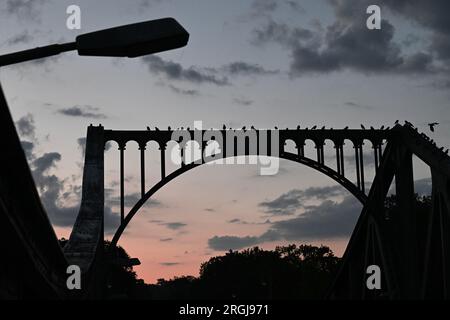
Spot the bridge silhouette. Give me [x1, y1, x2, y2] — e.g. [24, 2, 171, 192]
[1, 84, 450, 299]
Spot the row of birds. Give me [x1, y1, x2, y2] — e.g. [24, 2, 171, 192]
[145, 121, 439, 132]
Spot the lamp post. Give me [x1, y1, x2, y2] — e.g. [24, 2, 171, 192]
[0, 17, 189, 67]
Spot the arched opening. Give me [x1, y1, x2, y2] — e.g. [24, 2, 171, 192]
[116, 158, 363, 290]
[283, 139, 297, 154]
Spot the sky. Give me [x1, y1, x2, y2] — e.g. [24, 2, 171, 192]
[0, 0, 448, 283]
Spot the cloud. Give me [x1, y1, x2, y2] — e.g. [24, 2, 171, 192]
[16, 113, 35, 139]
[160, 262, 181, 266]
[15, 114, 119, 232]
[160, 238, 173, 242]
[262, 196, 361, 241]
[209, 195, 362, 251]
[3, 0, 47, 20]
[143, 57, 278, 87]
[249, 0, 305, 18]
[344, 101, 374, 110]
[222, 62, 278, 76]
[168, 84, 200, 96]
[108, 192, 161, 208]
[259, 185, 345, 215]
[233, 98, 253, 106]
[56, 105, 107, 119]
[163, 222, 187, 230]
[251, 3, 438, 77]
[6, 30, 33, 45]
[20, 140, 35, 159]
[142, 55, 229, 86]
[208, 235, 261, 251]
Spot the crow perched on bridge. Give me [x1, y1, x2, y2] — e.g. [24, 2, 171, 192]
[428, 122, 439, 132]
[146, 126, 151, 131]
[361, 124, 366, 130]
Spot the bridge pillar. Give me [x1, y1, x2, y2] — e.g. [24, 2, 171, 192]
[64, 125, 105, 298]
[393, 146, 419, 298]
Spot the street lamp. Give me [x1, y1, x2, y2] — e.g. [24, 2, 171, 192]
[0, 17, 189, 67]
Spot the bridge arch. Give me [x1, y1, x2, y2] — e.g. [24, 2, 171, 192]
[110, 151, 368, 247]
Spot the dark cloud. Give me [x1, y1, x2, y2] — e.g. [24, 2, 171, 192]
[168, 84, 200, 96]
[143, 57, 278, 87]
[209, 195, 361, 251]
[208, 235, 260, 251]
[222, 62, 278, 76]
[15, 115, 119, 233]
[160, 262, 181, 266]
[160, 238, 173, 242]
[204, 208, 215, 212]
[57, 105, 107, 119]
[233, 98, 253, 106]
[252, 3, 438, 76]
[142, 55, 229, 86]
[20, 140, 35, 159]
[16, 113, 35, 139]
[329, 0, 450, 70]
[262, 196, 361, 241]
[163, 222, 187, 230]
[259, 185, 345, 215]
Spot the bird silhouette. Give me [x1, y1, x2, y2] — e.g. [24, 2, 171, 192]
[361, 124, 366, 130]
[297, 125, 301, 130]
[311, 125, 317, 130]
[428, 122, 439, 132]
[380, 125, 385, 130]
[168, 126, 171, 131]
[344, 126, 349, 130]
[251, 125, 255, 130]
[222, 124, 226, 130]
[274, 126, 278, 130]
[370, 126, 375, 130]
[321, 126, 326, 130]
[395, 120, 399, 125]
[242, 126, 246, 131]
[146, 126, 151, 131]
[155, 126, 160, 131]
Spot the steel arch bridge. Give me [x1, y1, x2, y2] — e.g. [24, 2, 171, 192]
[62, 123, 450, 299]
